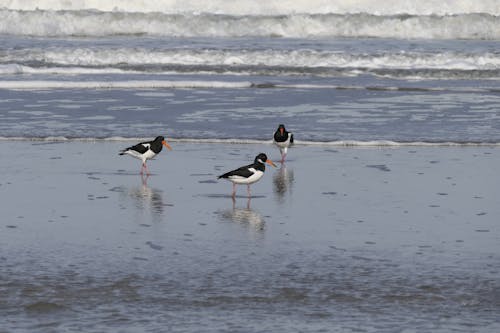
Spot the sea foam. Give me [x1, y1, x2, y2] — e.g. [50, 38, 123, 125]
[1, 136, 498, 147]
[0, 7, 499, 39]
[1, 47, 499, 79]
[2, 0, 499, 16]
[0, 80, 253, 90]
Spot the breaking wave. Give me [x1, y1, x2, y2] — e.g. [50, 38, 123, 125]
[0, 9, 499, 39]
[1, 46, 499, 80]
[2, 0, 499, 16]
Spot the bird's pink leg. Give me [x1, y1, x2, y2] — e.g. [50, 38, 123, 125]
[247, 184, 251, 197]
[140, 163, 145, 175]
[232, 183, 237, 197]
[144, 163, 150, 176]
[141, 172, 149, 185]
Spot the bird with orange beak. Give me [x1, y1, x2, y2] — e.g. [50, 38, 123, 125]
[218, 153, 277, 197]
[273, 124, 294, 163]
[119, 136, 172, 175]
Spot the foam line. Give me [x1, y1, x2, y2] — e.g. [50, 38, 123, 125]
[3, 0, 499, 16]
[0, 80, 495, 93]
[0, 9, 498, 39]
[0, 80, 253, 90]
[1, 136, 499, 146]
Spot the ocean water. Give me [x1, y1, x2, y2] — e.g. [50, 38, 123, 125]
[0, 0, 499, 144]
[1, 1, 500, 332]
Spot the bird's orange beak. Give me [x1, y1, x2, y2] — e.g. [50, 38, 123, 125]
[279, 128, 284, 135]
[162, 140, 172, 150]
[266, 159, 277, 168]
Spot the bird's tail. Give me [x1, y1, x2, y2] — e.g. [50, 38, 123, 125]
[218, 173, 229, 179]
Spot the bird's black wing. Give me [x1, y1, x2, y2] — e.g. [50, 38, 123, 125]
[218, 163, 255, 179]
[120, 142, 149, 155]
[290, 133, 294, 144]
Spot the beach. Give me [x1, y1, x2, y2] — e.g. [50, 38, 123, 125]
[1, 0, 500, 331]
[1, 141, 499, 332]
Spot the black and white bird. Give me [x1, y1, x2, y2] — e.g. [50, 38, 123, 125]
[119, 136, 172, 175]
[218, 153, 276, 197]
[273, 124, 294, 163]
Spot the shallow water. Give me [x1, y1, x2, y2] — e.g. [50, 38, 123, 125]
[2, 84, 500, 143]
[1, 142, 499, 332]
[1, 22, 500, 145]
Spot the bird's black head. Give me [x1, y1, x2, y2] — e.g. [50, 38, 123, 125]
[254, 153, 277, 168]
[148, 135, 172, 153]
[276, 124, 287, 136]
[255, 153, 268, 164]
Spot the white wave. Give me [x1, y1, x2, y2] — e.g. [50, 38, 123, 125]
[1, 0, 499, 16]
[0, 79, 494, 93]
[1, 136, 499, 146]
[0, 80, 253, 89]
[0, 9, 498, 39]
[294, 140, 500, 147]
[2, 48, 499, 73]
[0, 64, 137, 75]
[173, 139, 500, 147]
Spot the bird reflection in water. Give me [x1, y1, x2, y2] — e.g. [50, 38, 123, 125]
[218, 197, 265, 234]
[273, 164, 294, 202]
[127, 174, 166, 220]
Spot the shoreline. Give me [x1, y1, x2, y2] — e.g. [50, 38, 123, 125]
[1, 141, 499, 332]
[2, 136, 500, 147]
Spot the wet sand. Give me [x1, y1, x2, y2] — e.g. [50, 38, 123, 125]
[1, 141, 499, 332]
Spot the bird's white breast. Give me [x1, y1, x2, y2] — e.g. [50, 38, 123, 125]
[228, 168, 264, 184]
[142, 149, 156, 160]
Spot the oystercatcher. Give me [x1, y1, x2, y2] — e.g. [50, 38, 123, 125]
[218, 153, 276, 197]
[273, 124, 294, 163]
[119, 136, 172, 175]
